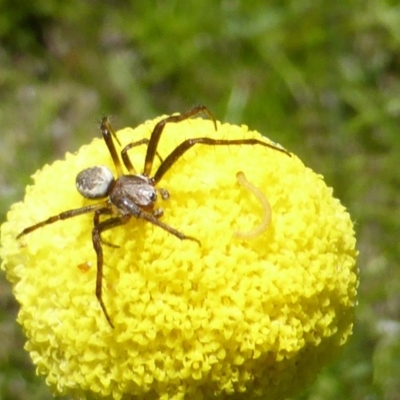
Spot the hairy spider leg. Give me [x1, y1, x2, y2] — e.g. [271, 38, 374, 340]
[153, 138, 292, 184]
[144, 105, 217, 177]
[16, 202, 108, 239]
[121, 139, 164, 175]
[92, 209, 132, 329]
[138, 209, 201, 246]
[94, 207, 121, 249]
[102, 116, 122, 147]
[101, 122, 165, 175]
[101, 116, 123, 177]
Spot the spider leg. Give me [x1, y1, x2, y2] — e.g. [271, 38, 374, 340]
[138, 209, 201, 246]
[16, 202, 108, 239]
[153, 137, 292, 184]
[92, 212, 131, 328]
[144, 105, 217, 177]
[93, 208, 121, 248]
[101, 116, 123, 177]
[121, 138, 164, 174]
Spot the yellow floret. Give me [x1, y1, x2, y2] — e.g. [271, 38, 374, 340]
[0, 115, 358, 399]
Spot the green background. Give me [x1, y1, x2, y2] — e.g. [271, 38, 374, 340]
[0, 1, 399, 399]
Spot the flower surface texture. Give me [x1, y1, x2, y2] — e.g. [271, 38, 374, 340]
[1, 115, 358, 399]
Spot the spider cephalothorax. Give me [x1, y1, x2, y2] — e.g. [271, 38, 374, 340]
[17, 106, 291, 327]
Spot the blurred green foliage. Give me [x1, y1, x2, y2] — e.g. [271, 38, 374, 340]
[1, 0, 399, 399]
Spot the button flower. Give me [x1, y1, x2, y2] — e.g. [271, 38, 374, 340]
[0, 114, 358, 399]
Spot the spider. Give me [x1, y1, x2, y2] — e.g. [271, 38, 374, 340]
[17, 105, 291, 328]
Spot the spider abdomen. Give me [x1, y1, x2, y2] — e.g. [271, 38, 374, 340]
[76, 166, 114, 199]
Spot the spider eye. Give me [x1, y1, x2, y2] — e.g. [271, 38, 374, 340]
[76, 166, 114, 199]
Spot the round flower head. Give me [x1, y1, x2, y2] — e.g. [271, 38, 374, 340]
[1, 115, 358, 399]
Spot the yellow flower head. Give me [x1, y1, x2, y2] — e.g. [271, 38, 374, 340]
[1, 115, 358, 399]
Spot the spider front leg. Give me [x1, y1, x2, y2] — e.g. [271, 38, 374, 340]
[144, 105, 217, 177]
[121, 138, 164, 175]
[92, 210, 131, 329]
[137, 209, 201, 246]
[101, 116, 123, 177]
[153, 137, 292, 184]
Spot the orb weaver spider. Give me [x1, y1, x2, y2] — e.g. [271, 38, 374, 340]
[17, 105, 291, 328]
